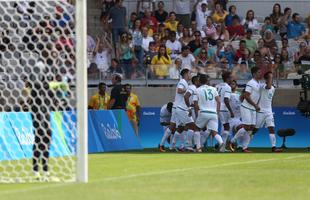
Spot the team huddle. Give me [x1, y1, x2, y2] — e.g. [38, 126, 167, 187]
[159, 67, 282, 153]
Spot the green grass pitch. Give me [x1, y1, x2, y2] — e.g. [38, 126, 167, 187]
[0, 149, 310, 200]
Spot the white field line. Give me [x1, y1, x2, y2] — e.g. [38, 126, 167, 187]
[0, 155, 308, 195]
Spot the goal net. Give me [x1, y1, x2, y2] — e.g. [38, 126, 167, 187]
[0, 0, 82, 183]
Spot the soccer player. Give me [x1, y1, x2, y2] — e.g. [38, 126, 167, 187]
[88, 82, 110, 110]
[159, 102, 173, 152]
[255, 72, 282, 152]
[216, 71, 234, 150]
[184, 75, 200, 151]
[194, 74, 225, 152]
[125, 84, 141, 135]
[230, 67, 262, 153]
[170, 68, 200, 152]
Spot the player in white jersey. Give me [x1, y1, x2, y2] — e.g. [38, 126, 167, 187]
[255, 72, 282, 152]
[229, 67, 262, 153]
[229, 80, 243, 133]
[194, 74, 224, 152]
[216, 71, 234, 149]
[159, 102, 173, 152]
[183, 75, 200, 151]
[170, 68, 197, 151]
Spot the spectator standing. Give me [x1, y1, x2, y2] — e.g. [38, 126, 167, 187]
[88, 82, 110, 110]
[117, 32, 134, 79]
[137, 0, 155, 18]
[174, 0, 191, 28]
[212, 3, 228, 24]
[108, 74, 128, 110]
[154, 1, 168, 24]
[269, 3, 283, 33]
[93, 37, 111, 78]
[125, 84, 141, 135]
[100, 0, 115, 29]
[241, 10, 259, 31]
[165, 12, 179, 32]
[225, 5, 240, 26]
[108, 0, 127, 48]
[131, 19, 144, 65]
[277, 7, 292, 38]
[195, 2, 211, 31]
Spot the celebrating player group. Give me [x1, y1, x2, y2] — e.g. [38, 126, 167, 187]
[159, 67, 282, 153]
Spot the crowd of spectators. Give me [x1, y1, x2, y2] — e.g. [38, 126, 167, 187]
[87, 0, 310, 80]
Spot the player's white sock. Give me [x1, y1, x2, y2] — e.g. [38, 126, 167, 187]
[186, 130, 194, 148]
[160, 128, 171, 146]
[170, 131, 181, 149]
[242, 132, 251, 150]
[269, 134, 276, 147]
[193, 131, 201, 149]
[231, 128, 247, 143]
[200, 130, 210, 147]
[180, 131, 186, 149]
[214, 134, 223, 145]
[221, 130, 230, 145]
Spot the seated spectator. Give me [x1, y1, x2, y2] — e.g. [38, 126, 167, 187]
[244, 29, 257, 55]
[233, 61, 252, 79]
[212, 3, 228, 24]
[177, 46, 196, 71]
[214, 0, 229, 11]
[203, 16, 217, 45]
[141, 9, 158, 33]
[142, 27, 154, 52]
[107, 59, 124, 78]
[242, 10, 259, 31]
[234, 40, 247, 62]
[166, 31, 182, 60]
[277, 7, 292, 38]
[176, 23, 184, 40]
[226, 16, 245, 40]
[225, 5, 240, 27]
[280, 49, 296, 78]
[153, 33, 161, 49]
[189, 21, 206, 38]
[307, 13, 310, 41]
[93, 36, 111, 77]
[193, 37, 215, 60]
[270, 53, 282, 77]
[298, 46, 310, 63]
[213, 23, 230, 42]
[165, 12, 179, 32]
[269, 3, 283, 33]
[287, 13, 306, 40]
[169, 58, 182, 79]
[151, 45, 172, 79]
[179, 27, 193, 46]
[260, 17, 275, 36]
[196, 48, 216, 72]
[87, 34, 96, 68]
[294, 42, 308, 62]
[137, 0, 155, 18]
[117, 32, 134, 79]
[188, 31, 202, 53]
[215, 39, 234, 69]
[88, 82, 110, 110]
[174, 0, 191, 28]
[263, 30, 277, 50]
[130, 59, 145, 79]
[195, 2, 211, 31]
[257, 38, 265, 52]
[145, 41, 158, 62]
[154, 1, 168, 23]
[158, 23, 166, 39]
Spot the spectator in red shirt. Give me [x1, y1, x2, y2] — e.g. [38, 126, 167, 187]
[234, 40, 247, 62]
[226, 16, 245, 40]
[141, 9, 158, 33]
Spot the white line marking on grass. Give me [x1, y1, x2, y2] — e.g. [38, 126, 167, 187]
[0, 155, 308, 195]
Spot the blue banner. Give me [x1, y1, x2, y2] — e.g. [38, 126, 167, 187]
[139, 107, 310, 148]
[88, 109, 143, 152]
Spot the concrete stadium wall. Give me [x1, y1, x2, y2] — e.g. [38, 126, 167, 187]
[88, 87, 301, 107]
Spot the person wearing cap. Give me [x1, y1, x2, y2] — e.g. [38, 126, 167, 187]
[108, 73, 128, 110]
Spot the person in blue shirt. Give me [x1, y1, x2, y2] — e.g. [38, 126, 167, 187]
[225, 5, 240, 27]
[287, 13, 306, 40]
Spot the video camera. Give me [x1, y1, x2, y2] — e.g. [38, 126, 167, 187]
[293, 74, 310, 116]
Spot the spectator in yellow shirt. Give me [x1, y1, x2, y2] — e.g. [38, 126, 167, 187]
[151, 45, 172, 78]
[165, 12, 179, 32]
[88, 82, 110, 110]
[125, 84, 141, 135]
[212, 3, 228, 23]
